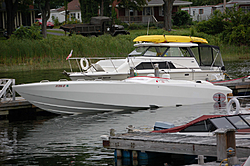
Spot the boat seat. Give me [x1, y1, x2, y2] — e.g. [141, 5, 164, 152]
[92, 64, 105, 72]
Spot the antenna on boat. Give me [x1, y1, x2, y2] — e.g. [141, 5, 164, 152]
[147, 18, 150, 35]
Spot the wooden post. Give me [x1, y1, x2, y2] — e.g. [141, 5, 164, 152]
[197, 155, 204, 165]
[116, 149, 122, 159]
[215, 128, 236, 161]
[132, 150, 138, 160]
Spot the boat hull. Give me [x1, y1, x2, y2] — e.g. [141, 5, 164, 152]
[13, 77, 232, 114]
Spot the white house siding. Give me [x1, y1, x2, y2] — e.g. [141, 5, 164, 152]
[182, 6, 214, 21]
[48, 9, 82, 24]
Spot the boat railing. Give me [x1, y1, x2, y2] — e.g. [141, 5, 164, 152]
[0, 79, 16, 102]
[67, 57, 125, 73]
[67, 56, 222, 76]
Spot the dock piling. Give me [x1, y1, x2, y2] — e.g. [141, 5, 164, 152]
[215, 128, 239, 165]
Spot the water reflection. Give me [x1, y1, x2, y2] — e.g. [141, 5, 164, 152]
[1, 103, 226, 165]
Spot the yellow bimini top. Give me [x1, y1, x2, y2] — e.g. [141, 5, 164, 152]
[133, 35, 208, 44]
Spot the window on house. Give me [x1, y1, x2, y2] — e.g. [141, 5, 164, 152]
[199, 9, 204, 14]
[130, 9, 134, 16]
[143, 7, 152, 15]
[241, 6, 250, 14]
[193, 10, 195, 16]
[77, 13, 80, 19]
[159, 6, 164, 16]
[70, 13, 76, 19]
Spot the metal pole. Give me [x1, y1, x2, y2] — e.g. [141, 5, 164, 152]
[12, 79, 15, 101]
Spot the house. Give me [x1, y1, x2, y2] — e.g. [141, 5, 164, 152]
[116, 0, 192, 24]
[181, 5, 216, 21]
[181, 0, 250, 22]
[48, 0, 82, 23]
[0, 1, 36, 30]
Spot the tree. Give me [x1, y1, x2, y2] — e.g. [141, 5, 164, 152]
[79, 0, 98, 23]
[5, 0, 33, 38]
[35, 0, 51, 38]
[163, 0, 174, 31]
[5, 0, 19, 38]
[173, 10, 191, 26]
[64, 0, 68, 23]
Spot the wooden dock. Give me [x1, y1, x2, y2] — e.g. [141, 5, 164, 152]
[103, 129, 250, 165]
[104, 132, 250, 158]
[0, 97, 33, 111]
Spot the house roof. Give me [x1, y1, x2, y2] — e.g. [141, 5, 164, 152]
[57, 0, 80, 11]
[147, 0, 192, 7]
[228, 0, 250, 4]
[182, 5, 216, 9]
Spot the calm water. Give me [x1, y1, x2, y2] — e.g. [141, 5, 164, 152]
[0, 60, 249, 165]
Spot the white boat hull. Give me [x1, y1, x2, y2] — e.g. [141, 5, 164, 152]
[13, 77, 232, 114]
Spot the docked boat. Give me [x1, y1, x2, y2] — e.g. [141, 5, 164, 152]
[13, 76, 232, 114]
[64, 35, 226, 82]
[153, 113, 250, 138]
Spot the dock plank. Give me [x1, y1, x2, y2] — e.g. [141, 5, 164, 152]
[0, 97, 34, 111]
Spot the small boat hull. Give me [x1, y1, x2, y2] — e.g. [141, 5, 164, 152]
[13, 77, 232, 114]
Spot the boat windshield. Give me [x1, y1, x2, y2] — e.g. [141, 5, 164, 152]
[210, 115, 250, 129]
[129, 46, 192, 57]
[180, 114, 250, 132]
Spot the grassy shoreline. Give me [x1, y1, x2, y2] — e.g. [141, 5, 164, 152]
[0, 28, 249, 72]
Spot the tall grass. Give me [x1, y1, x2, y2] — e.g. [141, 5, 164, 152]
[0, 28, 249, 72]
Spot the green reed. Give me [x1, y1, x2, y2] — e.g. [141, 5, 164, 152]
[0, 28, 249, 72]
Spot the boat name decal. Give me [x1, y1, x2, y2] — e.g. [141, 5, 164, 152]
[55, 85, 69, 87]
[156, 79, 167, 83]
[213, 93, 226, 102]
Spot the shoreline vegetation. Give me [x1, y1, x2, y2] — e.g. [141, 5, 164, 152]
[0, 28, 249, 72]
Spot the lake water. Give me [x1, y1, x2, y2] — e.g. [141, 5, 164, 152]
[0, 60, 249, 165]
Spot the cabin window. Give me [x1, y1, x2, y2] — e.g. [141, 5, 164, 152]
[190, 45, 223, 67]
[227, 116, 250, 129]
[241, 115, 250, 125]
[164, 47, 190, 57]
[143, 46, 168, 57]
[135, 61, 176, 70]
[180, 120, 216, 132]
[129, 46, 149, 56]
[190, 47, 200, 64]
[210, 117, 236, 129]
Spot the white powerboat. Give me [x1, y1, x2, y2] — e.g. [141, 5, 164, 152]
[64, 35, 226, 82]
[13, 76, 232, 114]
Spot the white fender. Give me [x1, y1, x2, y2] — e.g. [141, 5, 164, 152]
[80, 58, 89, 71]
[226, 97, 240, 115]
